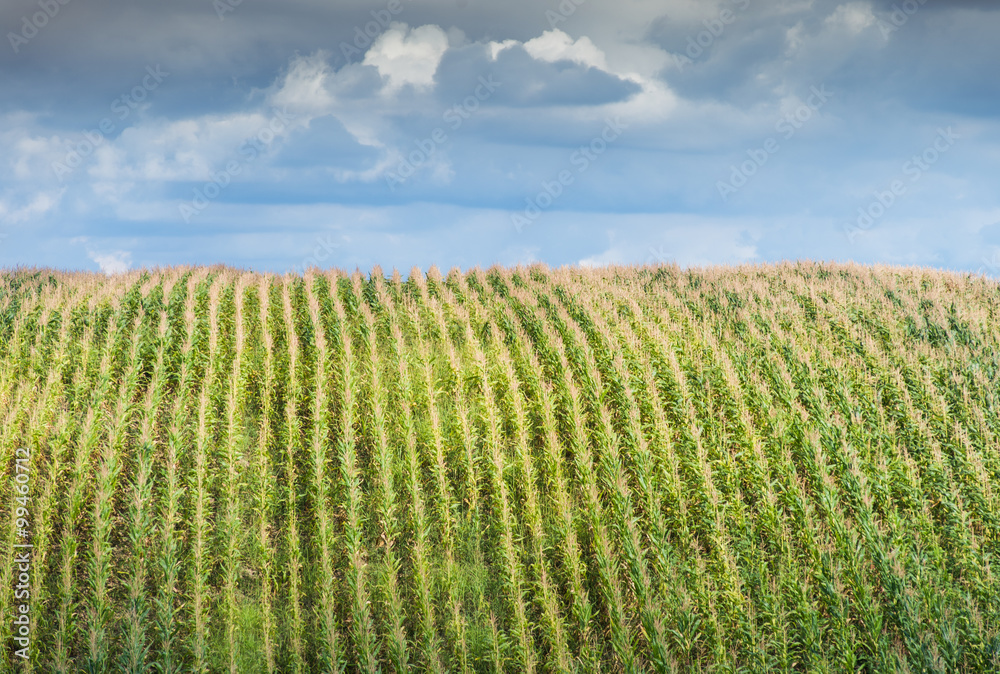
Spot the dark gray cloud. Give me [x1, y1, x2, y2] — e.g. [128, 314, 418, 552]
[1, 0, 630, 124]
[869, 0, 1000, 10]
[646, 0, 1000, 120]
[435, 42, 640, 107]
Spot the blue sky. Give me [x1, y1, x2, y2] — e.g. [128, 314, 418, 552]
[2, 0, 999, 274]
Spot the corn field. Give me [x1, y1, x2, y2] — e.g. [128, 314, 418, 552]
[1, 262, 999, 673]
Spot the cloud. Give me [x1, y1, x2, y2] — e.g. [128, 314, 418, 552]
[363, 23, 449, 91]
[523, 30, 609, 70]
[0, 189, 63, 225]
[824, 2, 877, 34]
[436, 41, 641, 108]
[576, 218, 760, 268]
[268, 52, 336, 117]
[488, 39, 520, 61]
[86, 108, 299, 184]
[87, 247, 132, 275]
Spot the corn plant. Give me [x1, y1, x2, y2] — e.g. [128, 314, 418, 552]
[0, 263, 998, 673]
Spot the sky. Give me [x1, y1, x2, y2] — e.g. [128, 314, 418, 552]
[2, 0, 999, 275]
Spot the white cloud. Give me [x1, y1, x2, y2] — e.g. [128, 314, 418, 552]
[0, 189, 64, 225]
[488, 39, 519, 61]
[88, 248, 132, 275]
[328, 150, 405, 183]
[524, 29, 609, 71]
[269, 52, 336, 117]
[785, 2, 879, 58]
[0, 119, 66, 184]
[86, 107, 300, 184]
[785, 22, 806, 55]
[825, 2, 876, 35]
[363, 23, 449, 91]
[64, 54, 342, 188]
[12, 135, 63, 180]
[577, 217, 761, 268]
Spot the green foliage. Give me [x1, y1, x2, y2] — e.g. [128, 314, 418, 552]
[1, 262, 999, 673]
